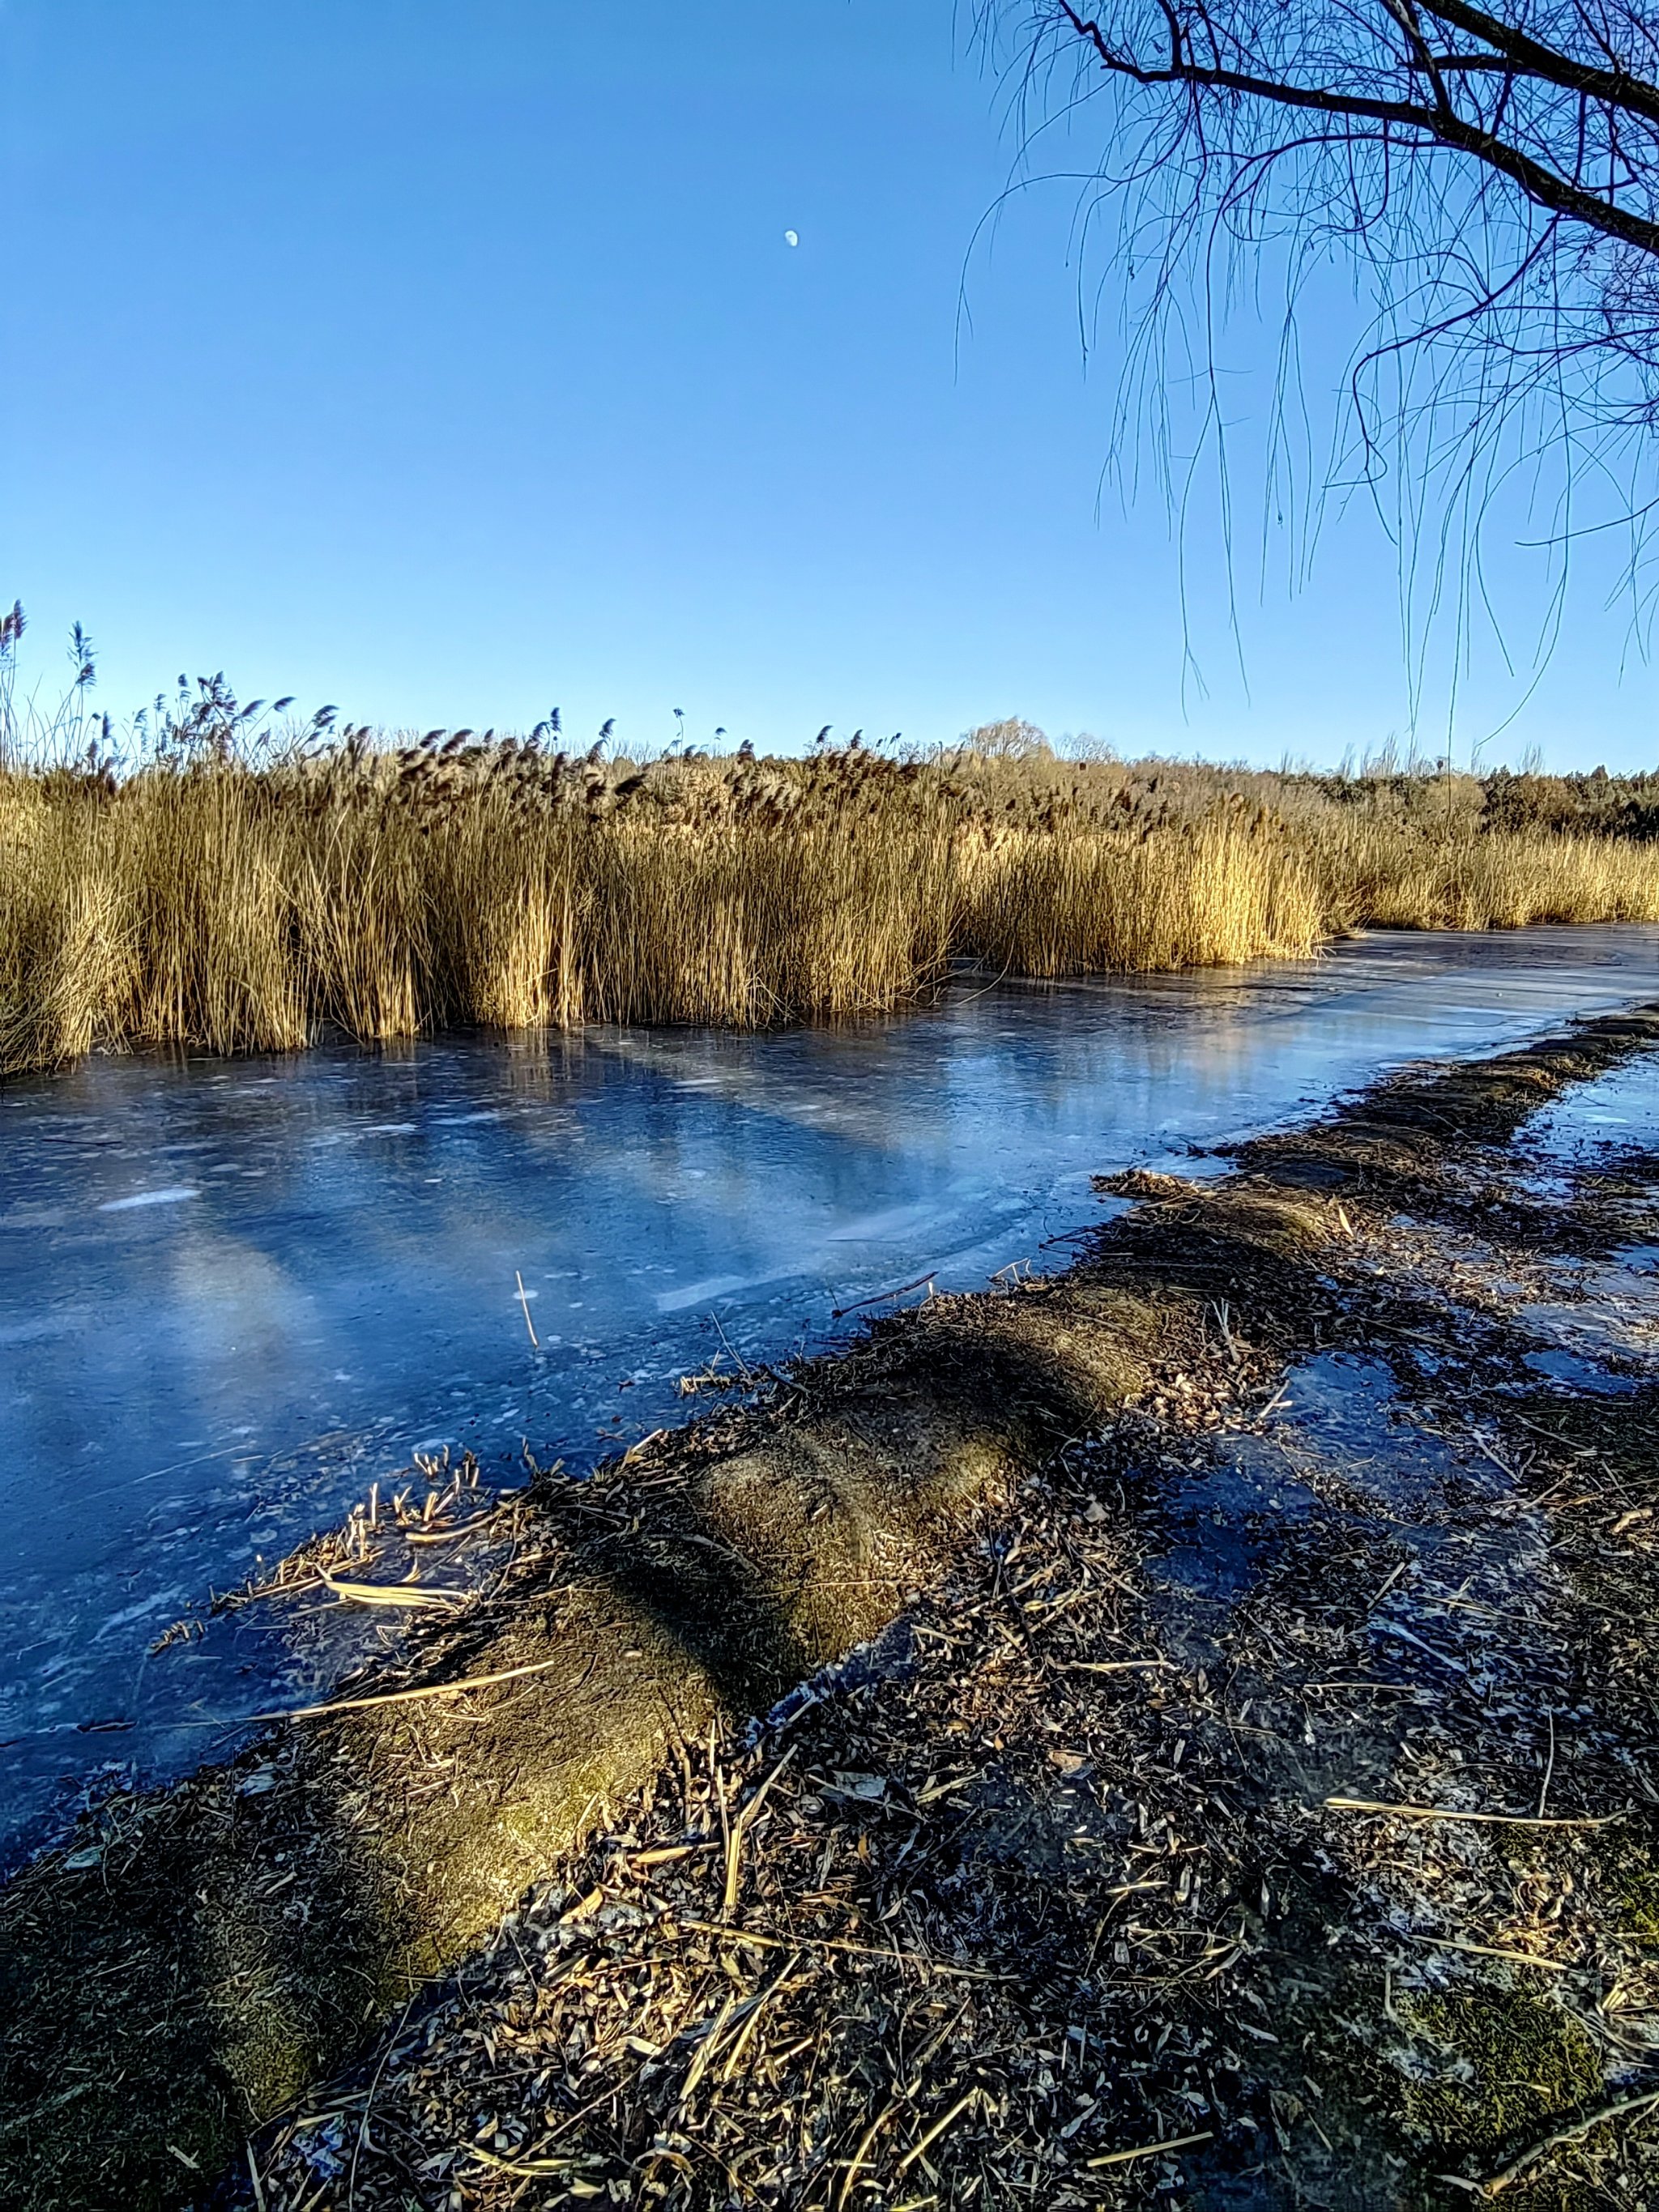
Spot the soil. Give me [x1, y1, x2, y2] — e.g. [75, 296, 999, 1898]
[6, 1008, 1659, 2210]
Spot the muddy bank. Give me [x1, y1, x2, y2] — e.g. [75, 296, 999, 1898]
[6, 1008, 1659, 2209]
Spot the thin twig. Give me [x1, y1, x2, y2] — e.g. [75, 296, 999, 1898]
[679, 1992, 740, 2106]
[832, 1271, 939, 1320]
[837, 2091, 905, 2208]
[1439, 2087, 1659, 2197]
[348, 1993, 417, 2210]
[719, 1951, 802, 2082]
[709, 1311, 753, 1382]
[680, 1921, 1009, 1980]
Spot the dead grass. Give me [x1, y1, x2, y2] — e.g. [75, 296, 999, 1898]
[6, 735, 1658, 1076]
[1314, 814, 1659, 931]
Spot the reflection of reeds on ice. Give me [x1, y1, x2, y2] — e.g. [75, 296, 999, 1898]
[5, 735, 1658, 1074]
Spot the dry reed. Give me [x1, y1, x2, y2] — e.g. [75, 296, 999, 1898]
[3, 735, 1658, 1076]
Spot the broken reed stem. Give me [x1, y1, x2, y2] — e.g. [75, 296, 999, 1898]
[1325, 1795, 1623, 1828]
[249, 1652, 578, 1723]
[722, 1745, 797, 1916]
[836, 2094, 905, 2210]
[676, 1992, 739, 2107]
[1401, 1932, 1571, 1972]
[678, 1921, 1009, 1981]
[717, 1953, 800, 2084]
[1088, 2128, 1217, 2169]
[466, 2145, 587, 2179]
[893, 2086, 982, 2174]
[713, 1754, 731, 1918]
[318, 1573, 460, 1611]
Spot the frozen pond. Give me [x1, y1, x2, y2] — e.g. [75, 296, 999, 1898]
[2, 923, 1657, 1857]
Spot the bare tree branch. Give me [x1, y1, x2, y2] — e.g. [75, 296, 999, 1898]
[1056, 0, 1659, 249]
[978, 0, 1659, 730]
[1061, 0, 1659, 248]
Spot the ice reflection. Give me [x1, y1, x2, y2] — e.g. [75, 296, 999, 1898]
[1, 923, 1657, 1853]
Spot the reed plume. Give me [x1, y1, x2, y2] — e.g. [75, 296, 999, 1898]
[4, 714, 1659, 1076]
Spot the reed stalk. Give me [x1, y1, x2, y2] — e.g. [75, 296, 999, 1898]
[4, 741, 1657, 1076]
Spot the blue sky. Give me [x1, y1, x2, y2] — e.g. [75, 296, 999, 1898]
[3, 0, 1653, 767]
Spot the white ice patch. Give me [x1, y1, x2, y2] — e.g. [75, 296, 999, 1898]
[97, 1187, 200, 1213]
[94, 1588, 185, 1638]
[655, 1273, 757, 1312]
[823, 1203, 937, 1242]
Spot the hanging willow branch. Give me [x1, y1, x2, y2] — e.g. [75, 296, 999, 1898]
[992, 0, 1659, 443]
[979, 0, 1659, 717]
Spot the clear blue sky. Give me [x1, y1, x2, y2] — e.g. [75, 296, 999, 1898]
[3, 0, 1652, 767]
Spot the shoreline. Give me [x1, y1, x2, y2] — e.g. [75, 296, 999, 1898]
[5, 1005, 1659, 2206]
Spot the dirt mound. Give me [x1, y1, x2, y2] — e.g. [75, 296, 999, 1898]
[0, 1283, 1158, 2208]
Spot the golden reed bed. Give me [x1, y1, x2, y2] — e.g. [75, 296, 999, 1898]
[4, 736, 1659, 1075]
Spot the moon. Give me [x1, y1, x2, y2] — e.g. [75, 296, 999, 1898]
[783, 229, 800, 248]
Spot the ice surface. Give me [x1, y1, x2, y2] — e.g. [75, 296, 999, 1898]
[2, 923, 1657, 1856]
